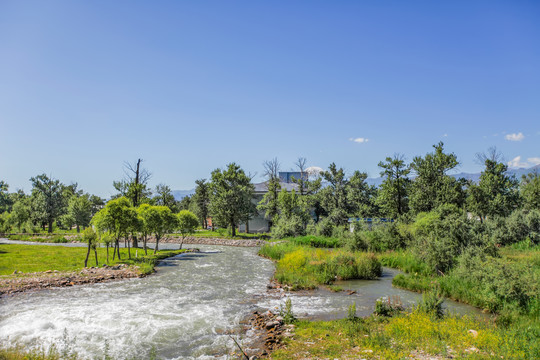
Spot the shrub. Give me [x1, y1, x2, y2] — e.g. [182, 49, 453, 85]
[413, 211, 497, 274]
[271, 215, 306, 239]
[374, 296, 404, 317]
[346, 222, 406, 253]
[488, 209, 540, 246]
[417, 288, 445, 319]
[347, 302, 357, 322]
[316, 217, 334, 237]
[449, 250, 539, 313]
[279, 297, 297, 324]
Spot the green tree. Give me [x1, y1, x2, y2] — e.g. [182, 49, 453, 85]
[89, 195, 105, 216]
[209, 163, 255, 237]
[178, 195, 193, 211]
[467, 159, 519, 221]
[67, 194, 93, 232]
[82, 227, 99, 267]
[153, 184, 178, 212]
[112, 159, 152, 207]
[193, 179, 210, 229]
[177, 210, 199, 248]
[0, 181, 13, 213]
[347, 170, 378, 217]
[10, 198, 31, 232]
[144, 205, 178, 254]
[319, 164, 374, 224]
[278, 188, 299, 219]
[520, 171, 540, 210]
[257, 158, 282, 227]
[92, 197, 137, 260]
[30, 174, 66, 233]
[137, 204, 152, 255]
[376, 154, 411, 218]
[409, 142, 465, 213]
[290, 158, 322, 225]
[92, 211, 113, 263]
[319, 163, 349, 224]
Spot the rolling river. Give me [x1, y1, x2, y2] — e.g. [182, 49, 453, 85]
[0, 242, 483, 359]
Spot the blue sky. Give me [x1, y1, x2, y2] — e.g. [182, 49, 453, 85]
[1, 0, 539, 197]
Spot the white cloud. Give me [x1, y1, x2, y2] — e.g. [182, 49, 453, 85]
[507, 156, 529, 168]
[505, 132, 525, 141]
[349, 137, 369, 143]
[528, 157, 540, 166]
[442, 133, 448, 137]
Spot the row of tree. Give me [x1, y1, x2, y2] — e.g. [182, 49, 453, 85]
[253, 143, 539, 237]
[1, 144, 539, 237]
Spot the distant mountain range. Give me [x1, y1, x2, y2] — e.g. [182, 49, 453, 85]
[173, 165, 539, 198]
[366, 164, 540, 187]
[172, 189, 195, 200]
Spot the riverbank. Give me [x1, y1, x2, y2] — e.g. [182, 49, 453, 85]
[0, 241, 196, 297]
[158, 236, 266, 247]
[0, 264, 141, 297]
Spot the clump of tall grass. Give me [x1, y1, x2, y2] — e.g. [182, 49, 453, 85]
[378, 250, 432, 276]
[417, 288, 445, 319]
[264, 243, 382, 290]
[288, 235, 343, 248]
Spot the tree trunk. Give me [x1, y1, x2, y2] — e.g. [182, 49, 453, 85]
[245, 221, 249, 234]
[144, 236, 148, 255]
[106, 244, 109, 263]
[231, 222, 236, 237]
[132, 235, 138, 248]
[48, 219, 53, 233]
[77, 224, 80, 233]
[94, 249, 99, 266]
[154, 237, 159, 254]
[117, 241, 122, 260]
[127, 237, 131, 259]
[85, 244, 91, 267]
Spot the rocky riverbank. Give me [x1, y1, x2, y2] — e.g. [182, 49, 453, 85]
[158, 236, 266, 247]
[0, 264, 142, 297]
[234, 309, 295, 359]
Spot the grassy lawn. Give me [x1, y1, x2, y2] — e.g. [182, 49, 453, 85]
[0, 243, 186, 275]
[4, 234, 81, 243]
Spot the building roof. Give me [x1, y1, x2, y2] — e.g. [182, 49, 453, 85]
[254, 181, 299, 193]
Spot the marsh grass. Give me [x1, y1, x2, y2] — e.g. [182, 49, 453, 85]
[260, 243, 381, 290]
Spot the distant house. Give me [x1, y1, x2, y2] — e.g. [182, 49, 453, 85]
[238, 172, 301, 233]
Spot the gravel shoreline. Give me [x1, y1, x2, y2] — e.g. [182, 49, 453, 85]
[157, 236, 266, 247]
[0, 264, 142, 297]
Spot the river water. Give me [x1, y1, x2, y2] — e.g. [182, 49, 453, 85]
[0, 241, 483, 359]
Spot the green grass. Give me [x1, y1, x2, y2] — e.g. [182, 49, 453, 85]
[271, 310, 539, 359]
[378, 250, 432, 276]
[259, 242, 382, 290]
[286, 235, 343, 248]
[379, 246, 540, 318]
[5, 234, 80, 243]
[0, 243, 187, 275]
